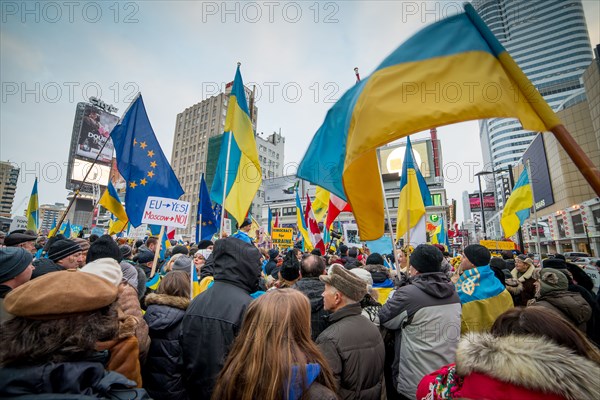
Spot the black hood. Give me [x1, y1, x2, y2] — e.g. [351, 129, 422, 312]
[411, 272, 457, 299]
[212, 237, 262, 293]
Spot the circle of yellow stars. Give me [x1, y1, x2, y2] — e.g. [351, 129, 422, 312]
[128, 138, 157, 189]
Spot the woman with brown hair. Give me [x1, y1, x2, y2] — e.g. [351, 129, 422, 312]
[143, 271, 191, 400]
[212, 288, 338, 400]
[417, 306, 600, 400]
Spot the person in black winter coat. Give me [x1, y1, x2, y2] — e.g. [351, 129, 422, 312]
[143, 271, 190, 400]
[292, 255, 330, 340]
[180, 237, 263, 400]
[264, 248, 279, 276]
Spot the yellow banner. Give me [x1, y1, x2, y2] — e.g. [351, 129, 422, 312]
[480, 240, 516, 251]
[272, 227, 294, 247]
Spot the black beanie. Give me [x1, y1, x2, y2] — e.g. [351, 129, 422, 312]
[366, 253, 385, 266]
[280, 263, 300, 281]
[409, 244, 443, 273]
[463, 244, 491, 267]
[48, 239, 82, 262]
[171, 245, 189, 256]
[86, 234, 122, 263]
[0, 247, 33, 282]
[197, 240, 214, 250]
[542, 258, 567, 270]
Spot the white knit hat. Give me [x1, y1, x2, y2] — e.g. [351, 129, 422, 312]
[80, 257, 124, 287]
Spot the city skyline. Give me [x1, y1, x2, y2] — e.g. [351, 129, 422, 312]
[2, 1, 599, 225]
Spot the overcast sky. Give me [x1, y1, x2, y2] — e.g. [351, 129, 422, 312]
[2, 0, 599, 224]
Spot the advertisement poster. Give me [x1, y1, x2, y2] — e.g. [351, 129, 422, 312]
[75, 104, 118, 164]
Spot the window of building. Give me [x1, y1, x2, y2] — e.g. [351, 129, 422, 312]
[431, 193, 443, 206]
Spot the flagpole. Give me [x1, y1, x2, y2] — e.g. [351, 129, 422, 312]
[220, 131, 233, 237]
[190, 259, 195, 300]
[150, 225, 165, 278]
[526, 160, 541, 256]
[551, 125, 600, 196]
[197, 173, 204, 244]
[51, 93, 141, 238]
[376, 149, 399, 271]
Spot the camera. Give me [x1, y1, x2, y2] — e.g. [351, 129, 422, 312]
[330, 230, 342, 240]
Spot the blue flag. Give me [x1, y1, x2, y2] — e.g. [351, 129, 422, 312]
[111, 95, 183, 227]
[213, 203, 222, 226]
[197, 174, 218, 242]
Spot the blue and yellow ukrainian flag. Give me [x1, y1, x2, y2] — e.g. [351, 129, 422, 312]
[295, 189, 313, 251]
[501, 168, 533, 237]
[268, 206, 273, 236]
[111, 94, 184, 227]
[99, 181, 128, 235]
[26, 178, 39, 232]
[396, 137, 432, 242]
[146, 273, 161, 290]
[210, 65, 262, 224]
[61, 220, 72, 238]
[297, 3, 561, 240]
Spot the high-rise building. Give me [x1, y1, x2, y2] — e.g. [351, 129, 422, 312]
[39, 202, 67, 233]
[0, 161, 19, 218]
[473, 0, 593, 196]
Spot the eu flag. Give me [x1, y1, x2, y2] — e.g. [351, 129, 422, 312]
[111, 95, 184, 227]
[196, 174, 217, 242]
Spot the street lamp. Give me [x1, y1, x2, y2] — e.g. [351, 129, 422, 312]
[475, 170, 494, 240]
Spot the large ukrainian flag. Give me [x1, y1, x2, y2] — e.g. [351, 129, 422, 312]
[501, 168, 533, 237]
[297, 3, 561, 240]
[210, 65, 262, 224]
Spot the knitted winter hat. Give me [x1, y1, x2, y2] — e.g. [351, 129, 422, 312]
[366, 253, 385, 266]
[4, 269, 118, 319]
[48, 239, 82, 262]
[197, 240, 214, 250]
[539, 268, 568, 297]
[173, 256, 194, 272]
[73, 238, 90, 252]
[171, 245, 189, 256]
[80, 258, 124, 286]
[280, 262, 300, 281]
[136, 250, 155, 264]
[320, 264, 367, 302]
[86, 234, 122, 263]
[463, 244, 491, 267]
[410, 244, 443, 273]
[0, 247, 33, 283]
[119, 244, 133, 259]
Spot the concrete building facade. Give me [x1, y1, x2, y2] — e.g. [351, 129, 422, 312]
[0, 162, 19, 218]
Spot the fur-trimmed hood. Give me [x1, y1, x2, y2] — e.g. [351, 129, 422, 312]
[456, 333, 600, 400]
[145, 293, 190, 310]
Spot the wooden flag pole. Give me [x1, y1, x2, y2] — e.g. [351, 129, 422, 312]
[551, 125, 600, 196]
[376, 148, 399, 271]
[150, 225, 165, 278]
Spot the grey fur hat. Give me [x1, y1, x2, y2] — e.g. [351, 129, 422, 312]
[320, 264, 367, 302]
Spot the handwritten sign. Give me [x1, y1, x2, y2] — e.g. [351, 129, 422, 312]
[141, 197, 190, 229]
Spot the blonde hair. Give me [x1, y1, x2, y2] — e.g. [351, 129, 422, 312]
[212, 289, 336, 400]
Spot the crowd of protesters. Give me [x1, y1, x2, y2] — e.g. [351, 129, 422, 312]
[1, 222, 599, 399]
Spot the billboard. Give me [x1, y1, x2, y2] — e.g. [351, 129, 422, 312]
[522, 134, 554, 211]
[70, 159, 111, 186]
[66, 101, 119, 192]
[75, 104, 118, 164]
[379, 140, 433, 181]
[469, 192, 496, 211]
[264, 176, 317, 203]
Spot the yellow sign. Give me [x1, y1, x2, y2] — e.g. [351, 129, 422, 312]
[272, 228, 294, 247]
[480, 240, 516, 251]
